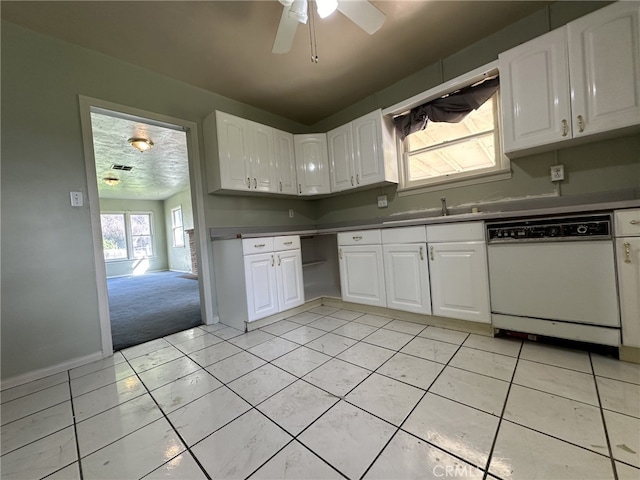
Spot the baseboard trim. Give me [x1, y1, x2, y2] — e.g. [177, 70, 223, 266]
[1, 351, 106, 391]
[620, 345, 640, 364]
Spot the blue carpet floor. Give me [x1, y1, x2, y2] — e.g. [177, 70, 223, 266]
[108, 271, 202, 351]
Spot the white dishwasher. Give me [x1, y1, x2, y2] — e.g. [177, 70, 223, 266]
[487, 214, 621, 346]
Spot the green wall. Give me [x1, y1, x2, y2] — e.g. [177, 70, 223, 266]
[1, 1, 638, 382]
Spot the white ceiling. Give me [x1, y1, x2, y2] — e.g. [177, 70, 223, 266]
[2, 0, 551, 125]
[91, 111, 190, 201]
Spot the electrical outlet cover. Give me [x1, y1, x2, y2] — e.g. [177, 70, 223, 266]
[377, 195, 388, 208]
[550, 165, 564, 182]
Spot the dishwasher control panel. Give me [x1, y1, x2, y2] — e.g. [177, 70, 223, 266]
[486, 214, 612, 243]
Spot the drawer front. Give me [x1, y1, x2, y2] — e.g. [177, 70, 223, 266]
[381, 226, 426, 244]
[338, 229, 382, 246]
[242, 237, 274, 255]
[427, 222, 484, 242]
[615, 209, 640, 237]
[274, 235, 300, 251]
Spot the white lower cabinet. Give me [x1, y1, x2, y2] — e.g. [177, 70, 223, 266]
[382, 227, 431, 315]
[244, 251, 279, 321]
[212, 236, 304, 329]
[338, 230, 386, 307]
[615, 209, 640, 348]
[427, 223, 491, 324]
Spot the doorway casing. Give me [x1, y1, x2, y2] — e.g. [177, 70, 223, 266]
[78, 96, 216, 358]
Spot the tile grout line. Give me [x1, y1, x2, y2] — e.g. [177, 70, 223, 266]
[67, 369, 85, 480]
[589, 352, 619, 480]
[480, 341, 524, 480]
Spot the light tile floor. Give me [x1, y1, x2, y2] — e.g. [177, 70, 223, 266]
[2, 306, 640, 479]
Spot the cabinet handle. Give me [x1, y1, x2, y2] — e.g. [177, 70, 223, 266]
[271, 254, 274, 267]
[278, 255, 281, 266]
[284, 241, 293, 245]
[253, 178, 257, 189]
[254, 243, 266, 248]
[351, 176, 354, 186]
[420, 246, 424, 261]
[279, 181, 283, 192]
[577, 115, 585, 133]
[339, 248, 343, 260]
[624, 242, 632, 264]
[430, 245, 434, 261]
[356, 174, 360, 185]
[352, 235, 363, 241]
[561, 119, 568, 137]
[299, 184, 302, 194]
[630, 220, 640, 225]
[247, 177, 251, 189]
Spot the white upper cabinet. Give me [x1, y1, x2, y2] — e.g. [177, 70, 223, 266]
[568, 2, 640, 137]
[328, 123, 355, 192]
[328, 110, 398, 192]
[500, 2, 640, 156]
[294, 133, 331, 195]
[274, 129, 298, 195]
[205, 111, 276, 193]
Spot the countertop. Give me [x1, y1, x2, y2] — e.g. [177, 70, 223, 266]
[210, 196, 640, 240]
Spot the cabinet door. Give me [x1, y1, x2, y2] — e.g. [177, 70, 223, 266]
[429, 241, 491, 323]
[216, 111, 251, 191]
[617, 238, 640, 347]
[328, 124, 355, 192]
[274, 129, 298, 195]
[244, 252, 278, 322]
[499, 28, 572, 153]
[276, 249, 305, 311]
[352, 110, 385, 187]
[339, 245, 386, 307]
[249, 121, 276, 192]
[568, 2, 640, 137]
[294, 134, 331, 195]
[383, 243, 431, 315]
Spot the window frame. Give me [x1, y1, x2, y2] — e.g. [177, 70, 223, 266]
[171, 205, 185, 248]
[101, 211, 155, 262]
[383, 61, 511, 196]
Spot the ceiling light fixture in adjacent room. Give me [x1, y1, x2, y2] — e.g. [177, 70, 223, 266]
[103, 176, 120, 186]
[128, 137, 154, 152]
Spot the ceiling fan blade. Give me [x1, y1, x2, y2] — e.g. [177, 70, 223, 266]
[272, 4, 300, 54]
[337, 0, 385, 34]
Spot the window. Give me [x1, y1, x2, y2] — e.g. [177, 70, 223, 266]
[101, 212, 154, 261]
[393, 68, 510, 193]
[171, 206, 185, 247]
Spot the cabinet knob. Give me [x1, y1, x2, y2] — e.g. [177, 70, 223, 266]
[299, 184, 302, 194]
[630, 220, 640, 225]
[577, 115, 585, 133]
[253, 178, 257, 189]
[351, 176, 354, 186]
[254, 243, 266, 248]
[420, 246, 424, 261]
[339, 248, 343, 260]
[278, 255, 281, 266]
[271, 254, 275, 267]
[430, 245, 434, 261]
[279, 181, 283, 192]
[356, 174, 360, 185]
[561, 119, 568, 137]
[247, 177, 251, 188]
[352, 235, 363, 241]
[624, 242, 632, 264]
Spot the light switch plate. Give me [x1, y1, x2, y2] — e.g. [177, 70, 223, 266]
[70, 191, 83, 207]
[377, 195, 388, 208]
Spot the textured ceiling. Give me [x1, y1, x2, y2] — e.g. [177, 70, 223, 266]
[91, 112, 190, 201]
[2, 0, 551, 125]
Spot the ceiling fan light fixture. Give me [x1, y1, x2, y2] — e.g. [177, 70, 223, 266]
[128, 137, 154, 152]
[288, 0, 308, 23]
[103, 176, 120, 187]
[316, 0, 338, 19]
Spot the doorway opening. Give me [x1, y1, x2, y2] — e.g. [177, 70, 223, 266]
[88, 106, 203, 351]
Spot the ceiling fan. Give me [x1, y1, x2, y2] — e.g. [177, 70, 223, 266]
[272, 0, 386, 54]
